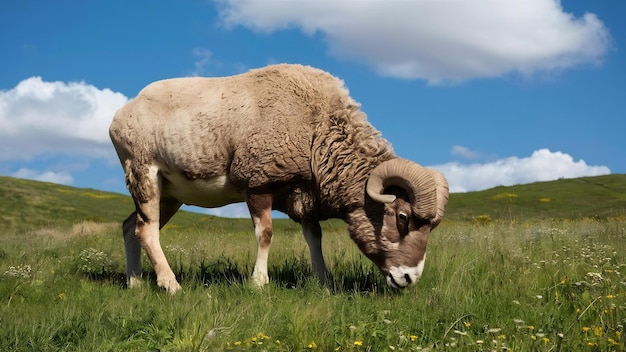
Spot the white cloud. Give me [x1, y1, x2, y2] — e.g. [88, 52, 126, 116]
[432, 149, 611, 193]
[216, 0, 611, 82]
[197, 203, 251, 218]
[11, 168, 74, 185]
[451, 145, 480, 159]
[0, 77, 128, 160]
[196, 203, 287, 219]
[190, 47, 213, 76]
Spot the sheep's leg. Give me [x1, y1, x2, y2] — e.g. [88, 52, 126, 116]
[136, 202, 182, 294]
[302, 221, 328, 284]
[128, 168, 181, 294]
[123, 211, 142, 288]
[158, 197, 183, 229]
[246, 193, 273, 288]
[123, 198, 182, 290]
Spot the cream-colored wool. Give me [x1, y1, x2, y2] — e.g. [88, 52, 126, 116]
[110, 64, 448, 293]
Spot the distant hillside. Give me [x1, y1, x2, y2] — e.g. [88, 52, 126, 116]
[0, 176, 230, 233]
[1, 174, 625, 233]
[446, 174, 626, 221]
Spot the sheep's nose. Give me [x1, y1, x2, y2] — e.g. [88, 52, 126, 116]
[385, 256, 426, 289]
[386, 270, 417, 289]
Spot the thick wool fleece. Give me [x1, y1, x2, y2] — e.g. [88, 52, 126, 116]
[109, 64, 395, 221]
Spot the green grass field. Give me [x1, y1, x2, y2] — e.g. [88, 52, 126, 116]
[1, 176, 625, 351]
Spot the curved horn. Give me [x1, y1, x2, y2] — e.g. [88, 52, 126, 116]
[366, 158, 438, 220]
[429, 169, 449, 227]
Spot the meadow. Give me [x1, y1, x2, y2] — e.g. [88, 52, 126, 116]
[1, 176, 625, 351]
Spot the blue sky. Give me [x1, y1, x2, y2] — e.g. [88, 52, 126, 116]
[0, 0, 623, 217]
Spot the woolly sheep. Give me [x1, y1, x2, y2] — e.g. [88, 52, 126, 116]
[109, 64, 449, 294]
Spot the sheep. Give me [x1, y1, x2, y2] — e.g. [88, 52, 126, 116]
[109, 64, 449, 294]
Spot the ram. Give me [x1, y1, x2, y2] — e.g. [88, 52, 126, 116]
[109, 64, 449, 294]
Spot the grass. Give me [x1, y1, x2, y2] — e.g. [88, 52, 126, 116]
[1, 176, 625, 350]
[1, 218, 625, 351]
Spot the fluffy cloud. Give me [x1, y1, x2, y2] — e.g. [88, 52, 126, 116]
[200, 203, 253, 218]
[216, 0, 611, 82]
[0, 77, 128, 160]
[11, 168, 74, 185]
[190, 47, 213, 76]
[451, 145, 480, 159]
[432, 149, 611, 193]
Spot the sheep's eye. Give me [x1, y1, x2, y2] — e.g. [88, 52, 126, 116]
[398, 212, 408, 223]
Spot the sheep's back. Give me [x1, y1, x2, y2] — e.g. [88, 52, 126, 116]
[110, 64, 376, 214]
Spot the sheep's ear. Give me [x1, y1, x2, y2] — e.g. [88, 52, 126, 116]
[366, 158, 438, 220]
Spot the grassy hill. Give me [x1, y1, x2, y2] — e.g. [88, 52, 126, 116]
[447, 174, 626, 221]
[1, 174, 625, 233]
[0, 176, 256, 234]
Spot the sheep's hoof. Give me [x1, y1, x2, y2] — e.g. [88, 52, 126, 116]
[251, 271, 269, 288]
[127, 276, 143, 289]
[158, 277, 182, 295]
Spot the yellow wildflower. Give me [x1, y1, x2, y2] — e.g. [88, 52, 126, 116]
[307, 341, 317, 349]
[582, 327, 591, 333]
[542, 337, 550, 345]
[354, 340, 363, 347]
[464, 321, 471, 328]
[410, 335, 418, 342]
[594, 326, 603, 337]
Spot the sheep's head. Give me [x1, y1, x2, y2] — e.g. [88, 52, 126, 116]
[355, 158, 448, 289]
